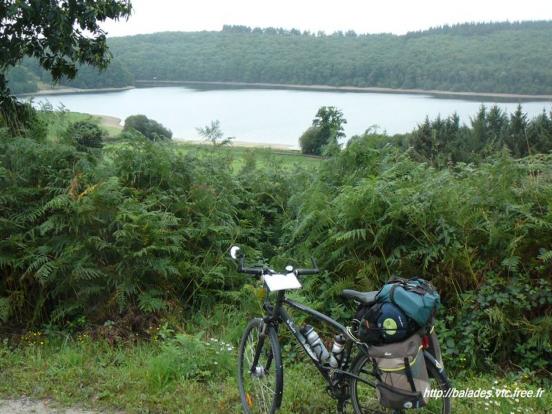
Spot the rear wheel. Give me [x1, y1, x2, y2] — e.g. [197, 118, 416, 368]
[238, 318, 283, 414]
[349, 353, 451, 414]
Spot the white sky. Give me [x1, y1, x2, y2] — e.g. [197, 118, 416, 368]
[101, 0, 552, 37]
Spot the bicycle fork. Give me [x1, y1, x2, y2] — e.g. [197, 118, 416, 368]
[250, 321, 273, 376]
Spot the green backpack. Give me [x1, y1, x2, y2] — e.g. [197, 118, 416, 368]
[376, 278, 441, 328]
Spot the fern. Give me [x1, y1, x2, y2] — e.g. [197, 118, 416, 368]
[0, 297, 10, 323]
[538, 249, 552, 263]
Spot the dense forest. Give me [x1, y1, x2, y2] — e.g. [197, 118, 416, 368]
[7, 59, 134, 93]
[8, 21, 552, 95]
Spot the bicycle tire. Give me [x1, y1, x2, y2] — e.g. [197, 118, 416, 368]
[349, 352, 452, 414]
[238, 318, 283, 414]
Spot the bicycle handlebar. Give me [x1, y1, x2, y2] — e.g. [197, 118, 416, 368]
[233, 249, 319, 276]
[239, 266, 264, 275]
[294, 257, 319, 275]
[294, 267, 319, 275]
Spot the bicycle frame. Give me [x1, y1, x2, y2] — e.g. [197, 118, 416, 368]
[233, 249, 451, 414]
[252, 287, 377, 406]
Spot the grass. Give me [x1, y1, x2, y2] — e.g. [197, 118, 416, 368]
[40, 110, 123, 141]
[40, 110, 321, 171]
[0, 333, 549, 414]
[174, 142, 322, 171]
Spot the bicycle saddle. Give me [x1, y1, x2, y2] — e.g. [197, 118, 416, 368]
[342, 289, 378, 305]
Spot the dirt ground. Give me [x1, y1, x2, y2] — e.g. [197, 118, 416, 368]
[0, 399, 112, 414]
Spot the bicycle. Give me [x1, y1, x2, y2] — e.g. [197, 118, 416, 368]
[230, 246, 452, 414]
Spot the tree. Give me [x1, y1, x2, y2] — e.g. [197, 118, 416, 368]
[123, 115, 172, 141]
[508, 104, 529, 157]
[197, 120, 233, 146]
[0, 0, 132, 133]
[299, 126, 323, 155]
[300, 106, 346, 155]
[64, 121, 106, 150]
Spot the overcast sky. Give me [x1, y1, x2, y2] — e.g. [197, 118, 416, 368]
[101, 0, 552, 37]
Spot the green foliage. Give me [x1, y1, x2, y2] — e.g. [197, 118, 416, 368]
[0, 98, 47, 138]
[286, 138, 552, 372]
[299, 126, 323, 155]
[0, 335, 550, 413]
[385, 105, 552, 167]
[62, 61, 134, 90]
[439, 274, 552, 373]
[123, 114, 173, 141]
[9, 21, 552, 96]
[63, 121, 106, 149]
[11, 59, 134, 93]
[300, 106, 346, 155]
[0, 0, 132, 82]
[0, 128, 305, 327]
[147, 334, 234, 390]
[197, 120, 233, 146]
[0, 0, 132, 132]
[2, 104, 551, 376]
[5, 66, 38, 94]
[104, 21, 552, 94]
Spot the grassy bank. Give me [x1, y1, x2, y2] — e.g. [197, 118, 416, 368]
[40, 110, 123, 140]
[40, 110, 320, 171]
[173, 143, 321, 171]
[0, 334, 548, 414]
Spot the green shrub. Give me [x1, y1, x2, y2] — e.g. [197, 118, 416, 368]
[299, 126, 323, 155]
[438, 274, 552, 373]
[123, 114, 172, 141]
[63, 120, 105, 149]
[0, 130, 300, 328]
[286, 139, 552, 372]
[299, 107, 346, 155]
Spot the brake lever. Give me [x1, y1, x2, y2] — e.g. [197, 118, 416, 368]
[311, 257, 319, 270]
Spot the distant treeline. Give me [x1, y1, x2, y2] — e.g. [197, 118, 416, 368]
[387, 105, 552, 166]
[8, 20, 552, 95]
[8, 59, 134, 94]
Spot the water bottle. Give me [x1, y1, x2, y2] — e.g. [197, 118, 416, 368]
[331, 334, 346, 366]
[301, 325, 337, 367]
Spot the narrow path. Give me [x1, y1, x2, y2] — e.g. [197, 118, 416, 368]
[0, 399, 114, 414]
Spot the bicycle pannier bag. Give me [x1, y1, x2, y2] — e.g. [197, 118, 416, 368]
[377, 278, 441, 327]
[356, 302, 414, 344]
[355, 303, 383, 344]
[427, 325, 444, 370]
[369, 334, 430, 410]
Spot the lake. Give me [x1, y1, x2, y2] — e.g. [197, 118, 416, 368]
[32, 86, 552, 148]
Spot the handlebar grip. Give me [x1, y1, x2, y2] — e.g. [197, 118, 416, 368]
[295, 268, 319, 275]
[240, 266, 263, 275]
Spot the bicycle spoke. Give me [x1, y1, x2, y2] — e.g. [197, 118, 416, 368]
[352, 354, 450, 414]
[239, 320, 281, 414]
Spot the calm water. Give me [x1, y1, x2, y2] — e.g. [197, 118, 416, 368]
[33, 86, 552, 148]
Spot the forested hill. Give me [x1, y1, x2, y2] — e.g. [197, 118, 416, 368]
[10, 21, 552, 95]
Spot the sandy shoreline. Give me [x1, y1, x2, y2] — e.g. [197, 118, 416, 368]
[180, 139, 296, 150]
[136, 80, 552, 101]
[96, 114, 123, 129]
[91, 114, 296, 149]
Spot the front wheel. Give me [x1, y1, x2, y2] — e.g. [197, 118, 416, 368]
[238, 318, 283, 414]
[349, 352, 452, 414]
